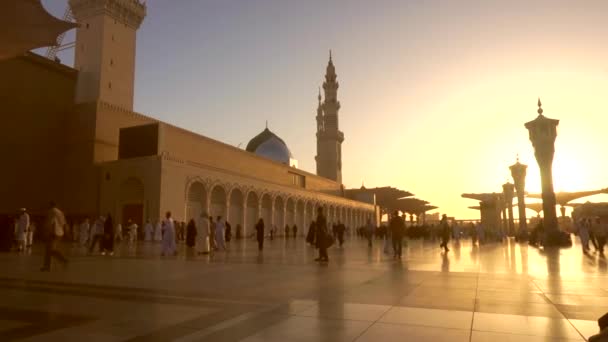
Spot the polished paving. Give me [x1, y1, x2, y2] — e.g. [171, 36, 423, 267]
[0, 236, 606, 341]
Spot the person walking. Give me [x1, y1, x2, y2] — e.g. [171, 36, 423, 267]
[215, 216, 226, 251]
[314, 207, 330, 263]
[196, 213, 211, 255]
[389, 211, 406, 259]
[15, 208, 29, 251]
[88, 216, 105, 254]
[255, 218, 265, 251]
[577, 217, 590, 253]
[306, 221, 316, 245]
[79, 218, 90, 246]
[102, 214, 114, 256]
[336, 221, 345, 247]
[366, 218, 374, 248]
[144, 219, 153, 241]
[439, 214, 451, 252]
[292, 224, 298, 238]
[225, 221, 232, 242]
[161, 212, 177, 256]
[186, 219, 197, 248]
[40, 202, 68, 271]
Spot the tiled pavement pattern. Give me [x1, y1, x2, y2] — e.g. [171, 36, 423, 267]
[1, 237, 606, 341]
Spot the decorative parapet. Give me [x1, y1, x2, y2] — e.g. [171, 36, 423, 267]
[69, 0, 147, 29]
[97, 101, 155, 123]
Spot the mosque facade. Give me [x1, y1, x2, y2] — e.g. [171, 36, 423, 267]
[0, 0, 376, 234]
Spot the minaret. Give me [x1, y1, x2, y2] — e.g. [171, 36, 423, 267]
[69, 0, 146, 110]
[315, 51, 345, 183]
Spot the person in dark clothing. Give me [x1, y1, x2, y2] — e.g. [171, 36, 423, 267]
[0, 215, 13, 252]
[284, 224, 290, 238]
[102, 214, 114, 255]
[336, 221, 346, 247]
[186, 219, 197, 248]
[314, 207, 330, 262]
[306, 221, 316, 245]
[439, 214, 450, 252]
[225, 221, 232, 242]
[389, 211, 406, 258]
[255, 218, 265, 251]
[292, 224, 298, 238]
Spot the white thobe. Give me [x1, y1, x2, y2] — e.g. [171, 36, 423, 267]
[79, 222, 90, 245]
[196, 217, 210, 253]
[154, 222, 162, 241]
[144, 223, 153, 241]
[16, 213, 29, 242]
[215, 221, 226, 250]
[161, 218, 176, 255]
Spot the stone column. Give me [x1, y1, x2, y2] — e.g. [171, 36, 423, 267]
[502, 182, 515, 236]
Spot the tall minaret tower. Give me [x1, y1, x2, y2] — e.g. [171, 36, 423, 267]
[315, 51, 345, 183]
[69, 0, 146, 110]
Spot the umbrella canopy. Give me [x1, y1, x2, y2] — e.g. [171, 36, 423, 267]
[526, 188, 608, 205]
[0, 0, 77, 61]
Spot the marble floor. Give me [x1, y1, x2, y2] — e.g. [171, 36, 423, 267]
[0, 236, 606, 341]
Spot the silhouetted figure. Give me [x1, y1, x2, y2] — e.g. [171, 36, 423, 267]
[439, 214, 450, 252]
[366, 219, 374, 247]
[88, 216, 105, 254]
[314, 207, 329, 262]
[102, 214, 114, 255]
[336, 221, 345, 247]
[306, 221, 316, 245]
[292, 224, 298, 238]
[255, 218, 265, 251]
[225, 221, 232, 242]
[186, 219, 197, 248]
[589, 312, 608, 342]
[284, 224, 289, 238]
[389, 211, 406, 258]
[41, 202, 68, 271]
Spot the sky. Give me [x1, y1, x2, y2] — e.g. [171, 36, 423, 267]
[40, 0, 608, 219]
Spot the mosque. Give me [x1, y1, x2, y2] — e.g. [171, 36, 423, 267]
[0, 0, 377, 235]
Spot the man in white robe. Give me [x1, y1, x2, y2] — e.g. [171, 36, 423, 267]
[196, 213, 210, 254]
[161, 212, 177, 256]
[154, 220, 162, 241]
[127, 220, 138, 245]
[16, 208, 29, 251]
[144, 220, 153, 241]
[79, 218, 90, 246]
[215, 216, 226, 250]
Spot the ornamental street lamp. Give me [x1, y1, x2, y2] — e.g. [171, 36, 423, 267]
[502, 182, 515, 236]
[510, 158, 528, 237]
[524, 98, 560, 246]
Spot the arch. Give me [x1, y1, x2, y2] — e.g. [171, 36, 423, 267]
[261, 193, 273, 229]
[286, 197, 296, 228]
[296, 199, 305, 235]
[210, 184, 227, 220]
[119, 177, 144, 229]
[245, 191, 259, 237]
[305, 201, 315, 228]
[273, 195, 285, 233]
[186, 181, 207, 222]
[229, 187, 244, 236]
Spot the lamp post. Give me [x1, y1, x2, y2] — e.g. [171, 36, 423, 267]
[510, 158, 528, 238]
[502, 182, 515, 236]
[524, 98, 560, 246]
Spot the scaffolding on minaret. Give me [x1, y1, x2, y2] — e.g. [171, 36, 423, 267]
[45, 5, 75, 61]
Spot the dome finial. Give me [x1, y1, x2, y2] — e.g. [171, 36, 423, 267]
[537, 97, 543, 115]
[265, 120, 268, 129]
[329, 49, 332, 62]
